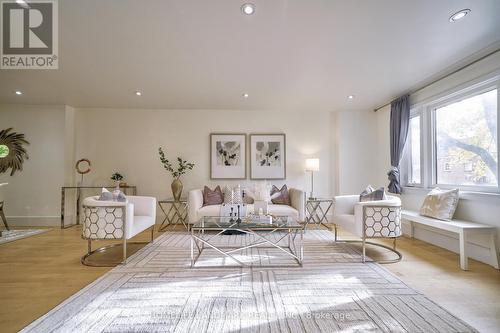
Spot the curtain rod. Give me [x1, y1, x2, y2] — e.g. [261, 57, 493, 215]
[373, 47, 500, 112]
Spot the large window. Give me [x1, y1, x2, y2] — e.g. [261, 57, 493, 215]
[435, 89, 497, 187]
[403, 77, 499, 193]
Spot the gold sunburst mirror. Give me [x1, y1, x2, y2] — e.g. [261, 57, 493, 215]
[0, 128, 30, 176]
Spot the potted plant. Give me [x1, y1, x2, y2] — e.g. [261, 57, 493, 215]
[111, 172, 124, 190]
[158, 147, 194, 201]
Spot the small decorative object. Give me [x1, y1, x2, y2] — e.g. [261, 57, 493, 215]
[75, 158, 91, 184]
[0, 128, 30, 176]
[250, 133, 286, 179]
[110, 172, 124, 189]
[210, 133, 246, 179]
[305, 158, 320, 199]
[246, 181, 279, 215]
[158, 147, 195, 201]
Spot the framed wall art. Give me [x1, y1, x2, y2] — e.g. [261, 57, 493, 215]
[250, 133, 286, 179]
[210, 133, 246, 179]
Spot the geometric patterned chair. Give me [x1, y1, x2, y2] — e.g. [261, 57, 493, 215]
[332, 194, 402, 263]
[81, 195, 156, 266]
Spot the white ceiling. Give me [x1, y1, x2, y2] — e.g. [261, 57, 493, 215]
[1, 0, 500, 111]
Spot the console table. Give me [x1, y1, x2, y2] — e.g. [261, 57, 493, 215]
[60, 185, 137, 229]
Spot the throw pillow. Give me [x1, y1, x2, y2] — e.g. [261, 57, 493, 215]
[271, 185, 291, 205]
[98, 188, 113, 201]
[359, 186, 386, 202]
[223, 185, 243, 204]
[113, 189, 127, 202]
[360, 185, 375, 197]
[420, 187, 459, 221]
[242, 188, 254, 204]
[203, 185, 224, 206]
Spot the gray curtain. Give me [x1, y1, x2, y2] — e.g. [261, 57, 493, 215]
[388, 95, 410, 194]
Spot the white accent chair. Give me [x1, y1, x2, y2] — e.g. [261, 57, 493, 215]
[0, 183, 8, 235]
[81, 195, 156, 266]
[188, 188, 305, 224]
[332, 195, 402, 263]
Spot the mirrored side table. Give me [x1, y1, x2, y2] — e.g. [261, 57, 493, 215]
[158, 198, 189, 231]
[305, 198, 333, 230]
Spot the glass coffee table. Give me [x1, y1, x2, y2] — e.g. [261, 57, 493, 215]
[190, 216, 304, 267]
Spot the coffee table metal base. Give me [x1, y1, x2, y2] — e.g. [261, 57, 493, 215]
[190, 227, 303, 268]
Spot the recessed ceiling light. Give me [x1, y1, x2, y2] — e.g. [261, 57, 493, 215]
[449, 9, 470, 22]
[135, 91, 142, 96]
[347, 95, 354, 100]
[15, 90, 22, 95]
[242, 93, 249, 98]
[241, 3, 255, 15]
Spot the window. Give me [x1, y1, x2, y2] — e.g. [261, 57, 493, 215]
[402, 76, 499, 193]
[435, 89, 497, 187]
[406, 115, 421, 185]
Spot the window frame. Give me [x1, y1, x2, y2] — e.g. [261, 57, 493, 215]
[402, 110, 423, 187]
[402, 74, 500, 194]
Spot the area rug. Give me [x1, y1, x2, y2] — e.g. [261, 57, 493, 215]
[21, 230, 477, 332]
[0, 229, 50, 245]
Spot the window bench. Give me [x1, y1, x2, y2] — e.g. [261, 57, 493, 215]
[401, 210, 499, 271]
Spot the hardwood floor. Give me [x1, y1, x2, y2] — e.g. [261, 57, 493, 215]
[0, 225, 499, 333]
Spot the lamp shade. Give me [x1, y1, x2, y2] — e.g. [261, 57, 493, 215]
[305, 158, 320, 171]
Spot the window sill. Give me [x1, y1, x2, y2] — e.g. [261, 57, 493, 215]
[402, 186, 500, 202]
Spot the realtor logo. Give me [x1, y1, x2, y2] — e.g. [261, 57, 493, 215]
[1, 0, 58, 69]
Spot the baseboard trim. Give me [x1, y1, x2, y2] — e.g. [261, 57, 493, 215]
[4, 216, 61, 227]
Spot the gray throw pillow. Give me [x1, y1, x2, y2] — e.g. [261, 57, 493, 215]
[98, 188, 113, 201]
[113, 190, 127, 202]
[271, 185, 291, 205]
[203, 186, 224, 206]
[359, 186, 386, 202]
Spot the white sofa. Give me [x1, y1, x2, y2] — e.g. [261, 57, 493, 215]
[332, 194, 402, 262]
[188, 188, 305, 224]
[81, 195, 157, 265]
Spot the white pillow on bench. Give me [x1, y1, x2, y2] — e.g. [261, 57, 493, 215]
[420, 187, 459, 221]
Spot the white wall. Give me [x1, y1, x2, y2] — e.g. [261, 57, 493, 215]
[0, 104, 66, 226]
[336, 110, 379, 194]
[74, 108, 334, 201]
[373, 52, 500, 266]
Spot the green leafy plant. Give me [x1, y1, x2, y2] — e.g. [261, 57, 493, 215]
[158, 147, 195, 179]
[111, 172, 124, 181]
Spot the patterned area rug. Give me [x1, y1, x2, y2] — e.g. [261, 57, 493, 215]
[0, 229, 50, 245]
[21, 230, 476, 332]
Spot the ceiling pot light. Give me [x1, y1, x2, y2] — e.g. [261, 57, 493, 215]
[242, 93, 249, 98]
[135, 91, 142, 96]
[449, 9, 470, 22]
[15, 90, 22, 95]
[241, 3, 255, 15]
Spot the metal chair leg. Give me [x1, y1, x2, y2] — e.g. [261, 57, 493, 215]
[362, 237, 366, 263]
[0, 203, 9, 231]
[393, 237, 397, 250]
[122, 238, 127, 264]
[151, 226, 155, 242]
[334, 224, 338, 242]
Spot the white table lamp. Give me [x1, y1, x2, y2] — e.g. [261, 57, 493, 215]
[305, 158, 319, 199]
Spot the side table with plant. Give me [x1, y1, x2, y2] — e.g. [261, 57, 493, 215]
[158, 147, 195, 201]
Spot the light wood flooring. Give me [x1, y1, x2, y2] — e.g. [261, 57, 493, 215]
[0, 225, 499, 333]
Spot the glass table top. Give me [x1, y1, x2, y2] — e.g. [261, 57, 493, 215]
[192, 216, 303, 230]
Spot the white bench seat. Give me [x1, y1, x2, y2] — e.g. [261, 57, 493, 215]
[402, 210, 499, 271]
